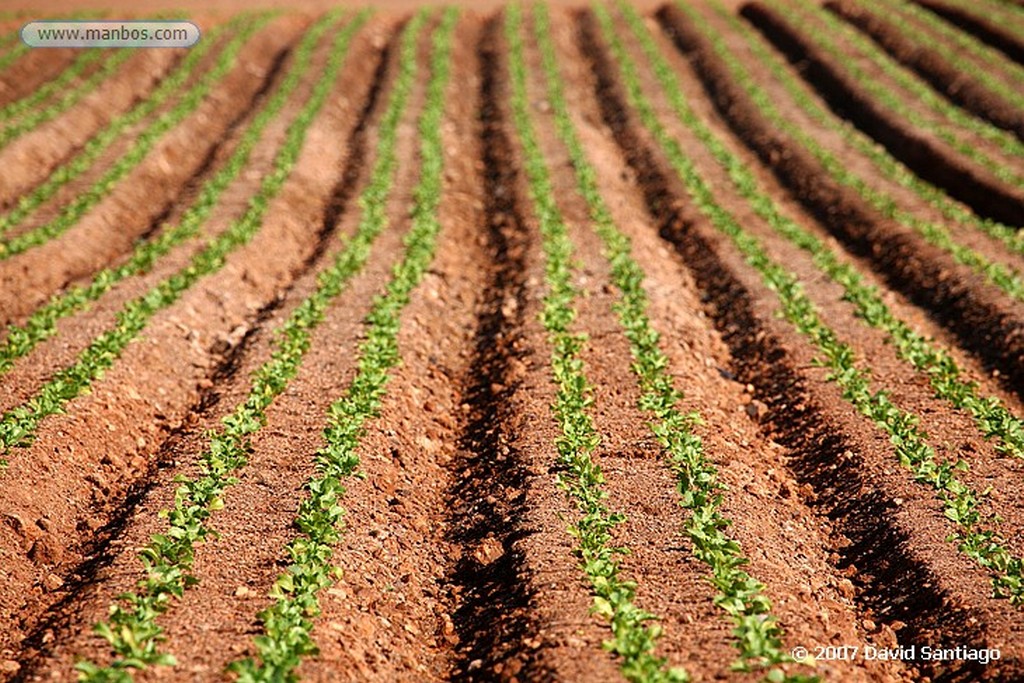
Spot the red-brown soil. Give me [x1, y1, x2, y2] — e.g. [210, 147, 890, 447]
[0, 48, 184, 210]
[825, 0, 1024, 140]
[658, 3, 1024, 403]
[737, 2, 1024, 228]
[914, 0, 1024, 65]
[2, 3, 1024, 682]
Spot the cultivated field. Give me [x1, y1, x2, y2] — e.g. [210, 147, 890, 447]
[1, 0, 1023, 681]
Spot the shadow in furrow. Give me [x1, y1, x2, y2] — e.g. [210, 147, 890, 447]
[574, 10, 1001, 681]
[8, 26, 397, 681]
[444, 14, 548, 683]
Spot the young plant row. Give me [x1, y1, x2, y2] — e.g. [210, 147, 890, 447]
[72, 12, 423, 682]
[769, 0, 1024, 184]
[537, 7, 807, 681]
[507, 6, 685, 681]
[599, 0, 1024, 607]
[0, 10, 328, 378]
[0, 11, 105, 73]
[864, 0, 1024, 110]
[0, 12, 352, 467]
[0, 19, 232, 238]
[717, 2, 1024, 264]
[229, 12, 456, 679]
[0, 27, 19, 50]
[818, 0, 1024, 162]
[930, 0, 1024, 37]
[0, 15, 261, 253]
[1, 49, 110, 124]
[662, 0, 1024, 459]
[1, 51, 137, 150]
[0, 41, 27, 72]
[707, 3, 1024, 304]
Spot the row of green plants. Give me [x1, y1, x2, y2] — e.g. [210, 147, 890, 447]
[819, 0, 1024, 165]
[717, 2, 1024, 267]
[932, 0, 1024, 35]
[663, 0, 1024, 460]
[0, 11, 330, 378]
[0, 10, 107, 71]
[230, 12, 457, 679]
[864, 0, 1024, 110]
[713, 12, 1024, 306]
[1, 50, 137, 150]
[0, 14, 261, 253]
[72, 11, 428, 681]
[2, 49, 108, 122]
[0, 40, 27, 72]
[0, 27, 19, 49]
[507, 6, 685, 681]
[601, 0, 1024, 608]
[770, 0, 1024, 185]
[0, 12, 354, 467]
[538, 6, 808, 681]
[0, 19, 234, 238]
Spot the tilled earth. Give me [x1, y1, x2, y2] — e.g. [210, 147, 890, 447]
[1, 1, 1023, 681]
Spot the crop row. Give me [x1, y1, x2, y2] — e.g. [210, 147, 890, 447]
[231, 12, 457, 679]
[769, 0, 1024, 185]
[0, 10, 106, 73]
[73, 10, 418, 681]
[865, 0, 1024, 110]
[603, 0, 1024, 609]
[538, 6, 807, 681]
[0, 50, 137, 151]
[0, 14, 258, 254]
[719, 3, 1024, 269]
[0, 28, 19, 51]
[927, 0, 1024, 39]
[716, 1, 1024, 304]
[506, 6, 687, 681]
[0, 19, 287, 465]
[2, 49, 109, 124]
[671, 0, 1024, 459]
[0, 10, 330, 379]
[0, 39, 27, 72]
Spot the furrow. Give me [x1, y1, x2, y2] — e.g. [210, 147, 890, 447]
[914, 0, 1024, 64]
[738, 2, 1024, 227]
[826, 0, 1024, 140]
[443, 11, 538, 680]
[0, 15, 256, 252]
[579, 6, 1024, 678]
[651, 2, 1024, 457]
[0, 21, 297, 378]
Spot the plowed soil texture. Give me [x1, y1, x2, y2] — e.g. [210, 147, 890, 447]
[1, 3, 1023, 682]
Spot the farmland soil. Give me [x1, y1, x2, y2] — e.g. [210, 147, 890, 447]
[578, 7, 1024, 680]
[2, 3, 1024, 682]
